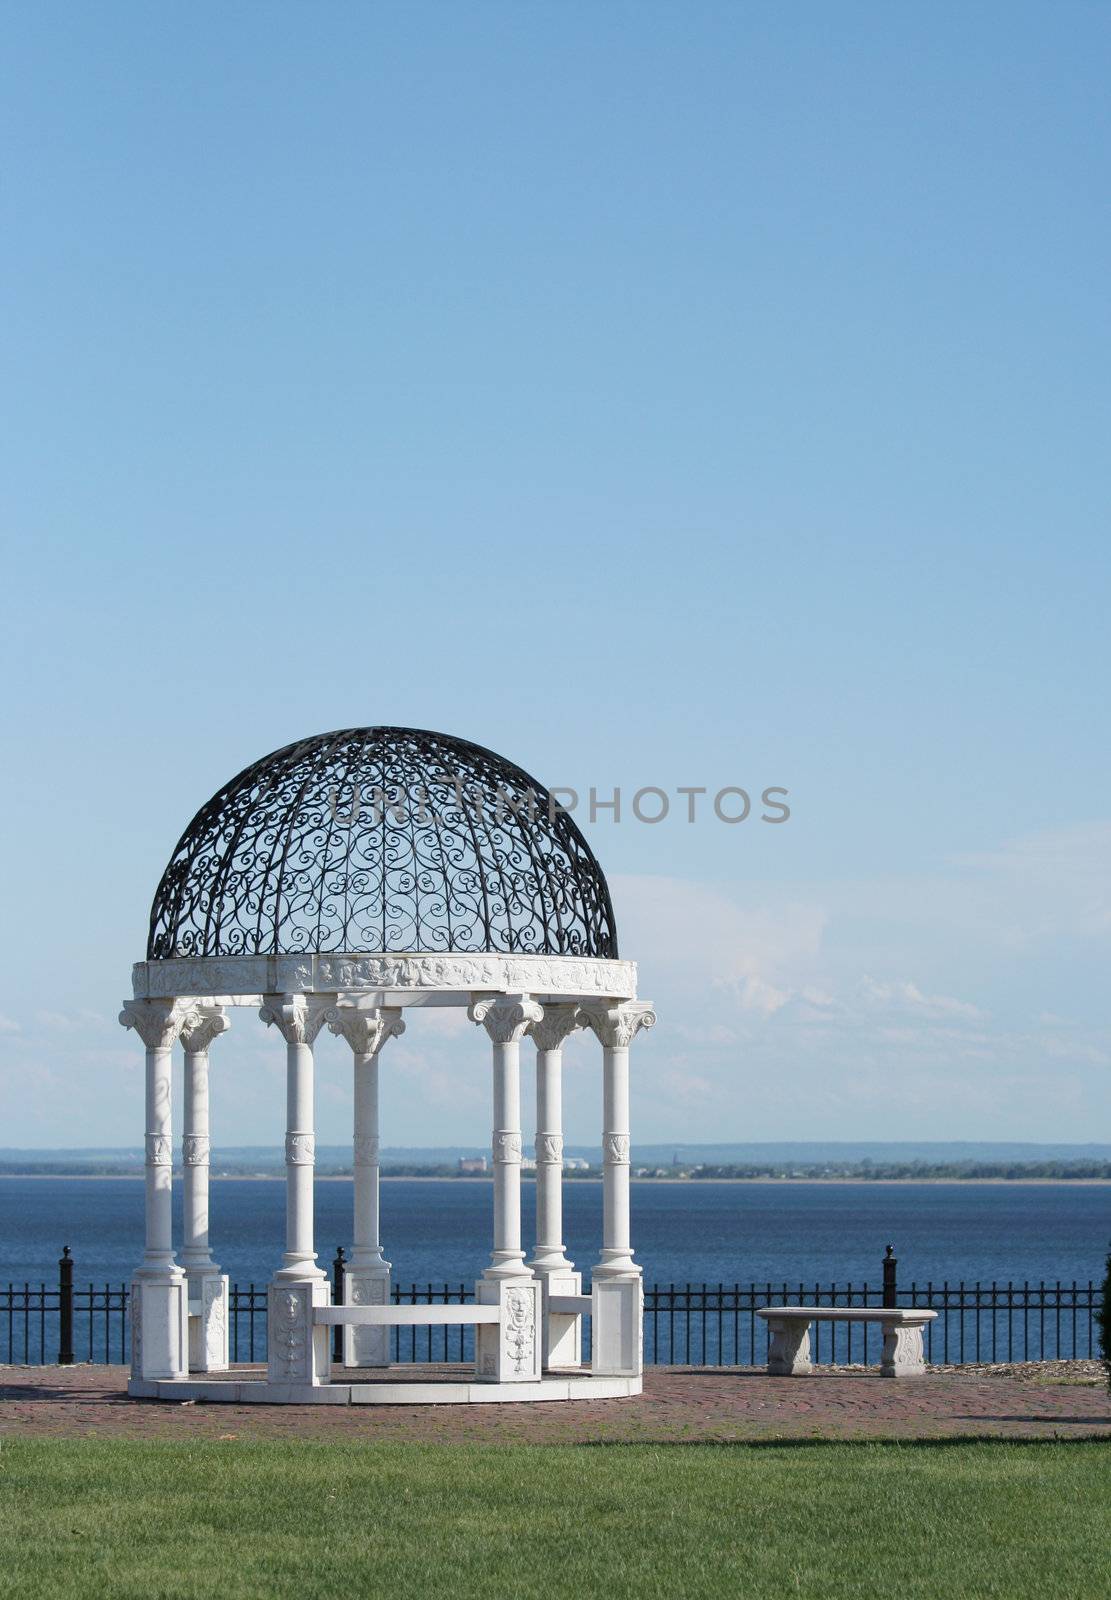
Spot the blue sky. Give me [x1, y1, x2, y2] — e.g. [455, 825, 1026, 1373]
[1, 4, 1109, 1147]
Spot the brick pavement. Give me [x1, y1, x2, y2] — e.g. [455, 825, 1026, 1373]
[2, 1364, 1109, 1443]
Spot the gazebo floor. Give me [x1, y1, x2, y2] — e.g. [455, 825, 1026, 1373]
[129, 1364, 642, 1405]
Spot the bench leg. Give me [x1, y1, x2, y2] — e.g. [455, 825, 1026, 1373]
[766, 1320, 811, 1376]
[881, 1321, 926, 1377]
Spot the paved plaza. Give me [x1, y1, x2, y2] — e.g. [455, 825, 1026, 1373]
[3, 1363, 1107, 1444]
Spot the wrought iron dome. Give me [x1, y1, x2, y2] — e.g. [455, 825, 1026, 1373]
[148, 727, 618, 961]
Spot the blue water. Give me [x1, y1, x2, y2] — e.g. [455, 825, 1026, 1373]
[2, 1177, 1108, 1290]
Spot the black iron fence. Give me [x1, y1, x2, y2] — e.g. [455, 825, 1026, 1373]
[1, 1246, 1101, 1369]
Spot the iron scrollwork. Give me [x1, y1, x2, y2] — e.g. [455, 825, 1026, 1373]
[147, 727, 618, 961]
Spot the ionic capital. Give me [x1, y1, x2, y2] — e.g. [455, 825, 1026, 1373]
[578, 1000, 657, 1051]
[468, 995, 543, 1046]
[120, 998, 198, 1052]
[259, 994, 329, 1047]
[180, 1006, 230, 1057]
[527, 1003, 581, 1054]
[326, 1004, 406, 1058]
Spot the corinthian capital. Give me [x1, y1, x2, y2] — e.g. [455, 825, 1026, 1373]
[259, 994, 329, 1046]
[527, 1003, 581, 1054]
[120, 998, 197, 1051]
[577, 1000, 657, 1051]
[468, 996, 543, 1046]
[326, 1005, 406, 1057]
[180, 1007, 230, 1056]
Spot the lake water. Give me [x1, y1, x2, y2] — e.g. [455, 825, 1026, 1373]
[2, 1177, 1108, 1290]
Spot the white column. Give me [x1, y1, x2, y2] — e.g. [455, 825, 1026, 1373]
[468, 995, 544, 1384]
[119, 998, 196, 1382]
[579, 1000, 656, 1377]
[526, 1003, 582, 1367]
[527, 1004, 579, 1273]
[180, 1007, 230, 1372]
[260, 993, 331, 1390]
[260, 994, 329, 1282]
[469, 996, 542, 1282]
[326, 1003, 405, 1367]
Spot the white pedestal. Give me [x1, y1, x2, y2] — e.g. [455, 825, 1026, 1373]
[343, 1266, 391, 1367]
[474, 1278, 543, 1383]
[881, 1320, 928, 1377]
[187, 1271, 229, 1372]
[766, 1318, 812, 1375]
[537, 1268, 583, 1368]
[591, 1277, 643, 1377]
[267, 1279, 332, 1386]
[131, 1270, 189, 1381]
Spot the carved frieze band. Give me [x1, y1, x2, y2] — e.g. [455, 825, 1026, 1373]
[353, 1135, 381, 1167]
[145, 1133, 173, 1167]
[285, 1133, 316, 1166]
[133, 953, 637, 1002]
[493, 1131, 523, 1165]
[604, 1132, 631, 1166]
[182, 1135, 210, 1166]
[536, 1133, 564, 1165]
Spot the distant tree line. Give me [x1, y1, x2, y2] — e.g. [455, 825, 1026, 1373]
[4, 1158, 1111, 1180]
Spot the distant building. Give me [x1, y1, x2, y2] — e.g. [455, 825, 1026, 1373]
[563, 1156, 590, 1171]
[458, 1155, 487, 1175]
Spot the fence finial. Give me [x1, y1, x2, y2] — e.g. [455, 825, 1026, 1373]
[882, 1244, 898, 1309]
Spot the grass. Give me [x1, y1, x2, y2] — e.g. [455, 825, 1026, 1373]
[1, 1438, 1109, 1599]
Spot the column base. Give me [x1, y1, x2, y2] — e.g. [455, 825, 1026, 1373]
[130, 1267, 189, 1381]
[474, 1277, 542, 1382]
[592, 1248, 641, 1281]
[343, 1264, 391, 1367]
[591, 1276, 643, 1377]
[533, 1266, 582, 1368]
[482, 1252, 530, 1282]
[267, 1278, 332, 1386]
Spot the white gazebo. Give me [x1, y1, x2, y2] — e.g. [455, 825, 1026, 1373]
[122, 727, 655, 1404]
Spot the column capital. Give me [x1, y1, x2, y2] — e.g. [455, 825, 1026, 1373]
[527, 1002, 581, 1054]
[468, 995, 543, 1045]
[326, 1004, 406, 1057]
[120, 998, 198, 1051]
[180, 1006, 230, 1056]
[259, 993, 329, 1046]
[578, 1000, 657, 1050]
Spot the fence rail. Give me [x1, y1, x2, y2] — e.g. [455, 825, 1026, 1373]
[1, 1248, 1100, 1369]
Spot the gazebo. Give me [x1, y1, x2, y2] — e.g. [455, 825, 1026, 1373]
[121, 727, 655, 1403]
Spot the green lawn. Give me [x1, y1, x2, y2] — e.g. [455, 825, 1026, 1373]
[1, 1439, 1109, 1599]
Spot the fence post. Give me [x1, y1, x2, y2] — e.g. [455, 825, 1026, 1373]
[332, 1246, 346, 1362]
[882, 1244, 897, 1309]
[58, 1246, 74, 1365]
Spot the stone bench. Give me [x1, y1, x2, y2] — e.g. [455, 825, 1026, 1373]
[755, 1306, 938, 1377]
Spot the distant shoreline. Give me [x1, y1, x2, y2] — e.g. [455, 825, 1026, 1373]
[3, 1173, 1111, 1187]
